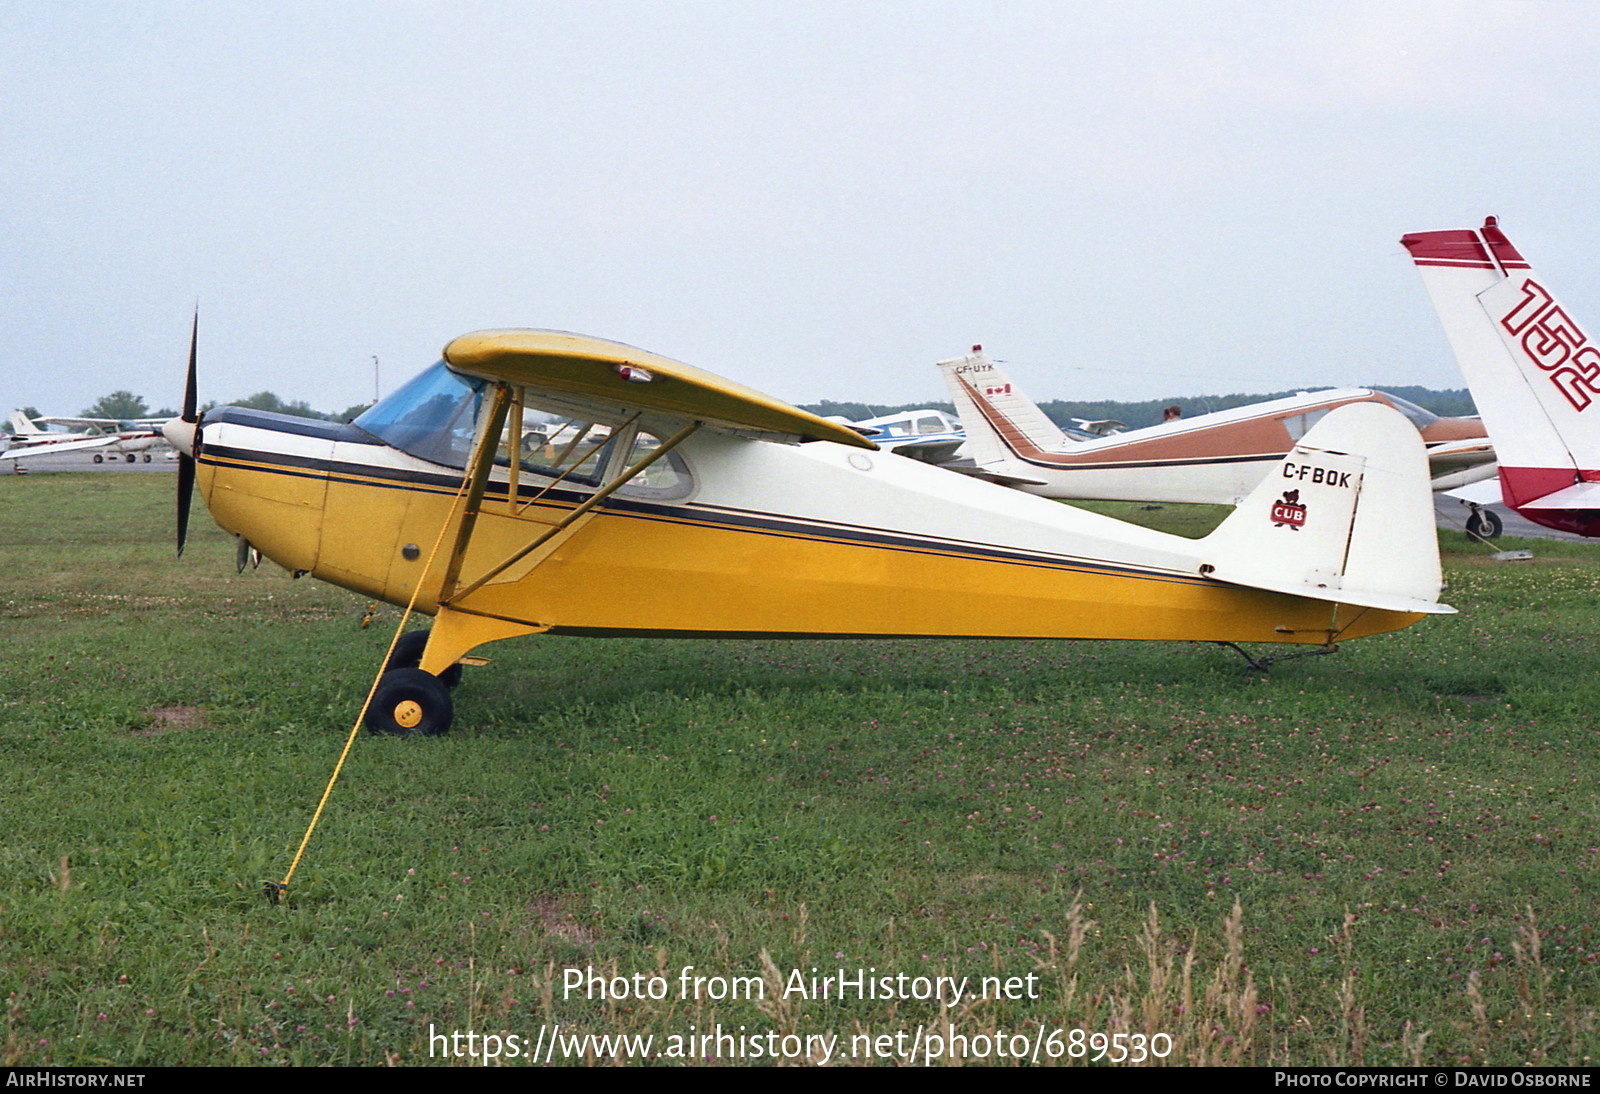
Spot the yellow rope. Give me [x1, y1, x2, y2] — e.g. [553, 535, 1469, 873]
[269, 473, 474, 905]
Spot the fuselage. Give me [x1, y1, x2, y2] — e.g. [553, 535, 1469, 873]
[189, 362, 1423, 648]
[954, 374, 1491, 505]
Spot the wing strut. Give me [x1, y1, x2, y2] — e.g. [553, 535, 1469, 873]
[436, 383, 516, 600]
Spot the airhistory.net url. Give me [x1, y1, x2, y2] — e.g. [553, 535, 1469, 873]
[428, 1023, 1173, 1064]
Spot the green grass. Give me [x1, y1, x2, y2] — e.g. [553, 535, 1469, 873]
[3, 475, 1600, 1065]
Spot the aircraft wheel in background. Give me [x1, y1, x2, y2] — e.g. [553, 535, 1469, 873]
[364, 668, 453, 737]
[1466, 507, 1503, 540]
[385, 630, 464, 689]
[92, 454, 103, 463]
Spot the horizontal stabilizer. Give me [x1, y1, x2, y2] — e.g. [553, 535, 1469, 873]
[1442, 478, 1504, 506]
[1200, 403, 1453, 615]
[444, 330, 874, 449]
[1518, 480, 1600, 509]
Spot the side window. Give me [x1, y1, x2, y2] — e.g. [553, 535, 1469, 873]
[490, 394, 693, 502]
[613, 427, 694, 500]
[499, 413, 611, 487]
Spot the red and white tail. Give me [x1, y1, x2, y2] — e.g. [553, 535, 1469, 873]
[936, 348, 1068, 468]
[1401, 218, 1600, 513]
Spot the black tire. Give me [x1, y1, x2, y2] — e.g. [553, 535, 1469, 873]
[364, 668, 453, 736]
[1466, 508, 1504, 540]
[142, 454, 152, 463]
[92, 454, 103, 464]
[125, 453, 136, 464]
[385, 630, 464, 689]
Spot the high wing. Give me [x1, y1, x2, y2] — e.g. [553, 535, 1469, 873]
[443, 330, 875, 449]
[34, 416, 168, 431]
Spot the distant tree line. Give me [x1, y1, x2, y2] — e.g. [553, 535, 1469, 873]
[1, 391, 375, 431]
[801, 385, 1477, 431]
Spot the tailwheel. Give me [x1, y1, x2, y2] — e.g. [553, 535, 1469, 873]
[365, 668, 454, 737]
[386, 630, 464, 688]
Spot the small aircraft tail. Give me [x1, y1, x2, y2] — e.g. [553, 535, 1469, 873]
[9, 410, 43, 435]
[1401, 218, 1599, 510]
[937, 348, 1069, 469]
[1199, 401, 1450, 615]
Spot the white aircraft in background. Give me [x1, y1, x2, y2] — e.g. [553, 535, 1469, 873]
[3, 410, 170, 465]
[935, 349, 1496, 508]
[1403, 216, 1600, 539]
[845, 407, 966, 465]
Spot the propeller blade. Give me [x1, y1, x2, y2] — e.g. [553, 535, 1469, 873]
[177, 452, 194, 557]
[176, 309, 198, 556]
[182, 311, 198, 422]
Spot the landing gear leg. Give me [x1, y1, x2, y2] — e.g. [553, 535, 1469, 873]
[386, 630, 464, 688]
[1217, 641, 1338, 673]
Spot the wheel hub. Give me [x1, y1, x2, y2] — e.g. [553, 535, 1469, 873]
[393, 700, 424, 728]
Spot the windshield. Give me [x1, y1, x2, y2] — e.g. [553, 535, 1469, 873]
[1377, 393, 1439, 429]
[355, 361, 486, 467]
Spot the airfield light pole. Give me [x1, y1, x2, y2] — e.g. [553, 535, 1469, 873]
[373, 356, 380, 403]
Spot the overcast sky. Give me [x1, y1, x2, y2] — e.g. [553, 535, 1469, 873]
[6, 1, 1600, 417]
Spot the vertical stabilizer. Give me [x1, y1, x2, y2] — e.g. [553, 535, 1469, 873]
[1402, 218, 1600, 508]
[9, 410, 43, 435]
[936, 349, 1069, 469]
[1200, 402, 1448, 615]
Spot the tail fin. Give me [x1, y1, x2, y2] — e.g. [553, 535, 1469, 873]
[9, 410, 42, 435]
[1401, 218, 1599, 508]
[1199, 402, 1450, 615]
[936, 348, 1068, 468]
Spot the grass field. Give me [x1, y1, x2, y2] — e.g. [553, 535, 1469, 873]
[3, 473, 1598, 1066]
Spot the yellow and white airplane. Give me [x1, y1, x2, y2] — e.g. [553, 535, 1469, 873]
[165, 327, 1452, 736]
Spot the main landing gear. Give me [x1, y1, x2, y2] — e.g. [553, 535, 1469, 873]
[365, 668, 453, 736]
[363, 631, 463, 737]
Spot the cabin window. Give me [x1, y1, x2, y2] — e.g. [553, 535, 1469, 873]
[356, 363, 693, 499]
[1377, 394, 1439, 429]
[609, 427, 694, 499]
[1281, 408, 1331, 441]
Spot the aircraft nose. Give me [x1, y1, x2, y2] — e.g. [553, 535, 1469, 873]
[163, 416, 197, 456]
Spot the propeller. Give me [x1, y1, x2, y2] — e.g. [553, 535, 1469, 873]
[167, 311, 199, 556]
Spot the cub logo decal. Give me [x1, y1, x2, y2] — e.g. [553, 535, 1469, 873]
[1271, 489, 1306, 530]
